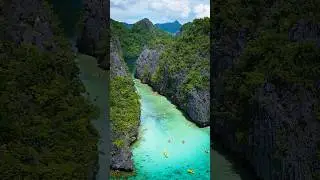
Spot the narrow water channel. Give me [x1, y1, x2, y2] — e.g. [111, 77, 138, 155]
[76, 55, 254, 180]
[128, 79, 210, 179]
[76, 54, 110, 180]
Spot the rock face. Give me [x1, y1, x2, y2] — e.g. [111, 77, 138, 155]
[135, 47, 162, 83]
[110, 37, 128, 78]
[0, 0, 58, 51]
[110, 37, 139, 171]
[77, 0, 108, 65]
[212, 15, 320, 180]
[135, 47, 210, 127]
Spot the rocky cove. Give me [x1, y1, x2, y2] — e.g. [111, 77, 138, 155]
[135, 47, 210, 127]
[110, 41, 244, 179]
[109, 17, 261, 180]
[2, 0, 319, 179]
[109, 32, 259, 180]
[109, 18, 212, 176]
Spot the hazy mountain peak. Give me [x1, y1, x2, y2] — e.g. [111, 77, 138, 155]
[133, 18, 154, 31]
[155, 20, 182, 34]
[173, 20, 180, 24]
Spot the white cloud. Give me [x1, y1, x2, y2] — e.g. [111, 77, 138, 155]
[148, 0, 191, 18]
[111, 0, 209, 24]
[111, 0, 138, 9]
[193, 4, 210, 18]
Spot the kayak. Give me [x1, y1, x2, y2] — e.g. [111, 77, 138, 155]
[187, 169, 194, 174]
[163, 151, 168, 158]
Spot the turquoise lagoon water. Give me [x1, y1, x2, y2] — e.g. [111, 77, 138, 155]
[76, 56, 248, 180]
[126, 79, 210, 179]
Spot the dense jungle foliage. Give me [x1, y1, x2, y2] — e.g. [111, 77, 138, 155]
[213, 0, 320, 177]
[151, 18, 210, 96]
[109, 19, 172, 148]
[110, 76, 140, 148]
[111, 19, 171, 60]
[213, 0, 320, 126]
[0, 2, 99, 179]
[109, 31, 140, 148]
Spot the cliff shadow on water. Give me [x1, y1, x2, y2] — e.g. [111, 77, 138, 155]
[76, 54, 110, 180]
[211, 136, 260, 180]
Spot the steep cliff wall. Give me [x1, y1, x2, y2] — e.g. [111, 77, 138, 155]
[0, 0, 61, 51]
[77, 0, 109, 69]
[110, 38, 128, 78]
[135, 18, 210, 127]
[0, 0, 99, 179]
[110, 37, 140, 171]
[212, 1, 320, 179]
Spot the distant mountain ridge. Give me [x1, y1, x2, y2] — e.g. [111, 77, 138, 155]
[111, 18, 171, 59]
[121, 20, 182, 34]
[122, 22, 133, 29]
[155, 20, 182, 34]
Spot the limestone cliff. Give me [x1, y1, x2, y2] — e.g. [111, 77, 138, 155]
[0, 0, 99, 179]
[212, 1, 320, 179]
[77, 0, 109, 69]
[135, 45, 210, 127]
[110, 37, 140, 171]
[135, 18, 210, 127]
[0, 0, 60, 51]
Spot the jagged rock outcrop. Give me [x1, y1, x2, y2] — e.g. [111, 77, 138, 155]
[212, 9, 320, 180]
[110, 37, 139, 171]
[0, 0, 58, 51]
[135, 47, 210, 127]
[110, 37, 128, 78]
[135, 47, 162, 84]
[77, 0, 108, 67]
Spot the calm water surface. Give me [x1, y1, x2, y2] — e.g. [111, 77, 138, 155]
[76, 54, 110, 180]
[77, 55, 252, 180]
[125, 79, 210, 179]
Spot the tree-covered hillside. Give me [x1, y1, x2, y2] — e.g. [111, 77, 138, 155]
[109, 32, 141, 171]
[0, 1, 99, 179]
[152, 17, 210, 95]
[212, 0, 320, 179]
[135, 17, 210, 127]
[155, 20, 182, 34]
[111, 19, 171, 60]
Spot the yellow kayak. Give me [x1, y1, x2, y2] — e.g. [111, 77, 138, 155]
[163, 151, 168, 158]
[187, 169, 194, 174]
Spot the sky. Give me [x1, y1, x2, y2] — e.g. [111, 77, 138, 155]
[111, 0, 210, 24]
